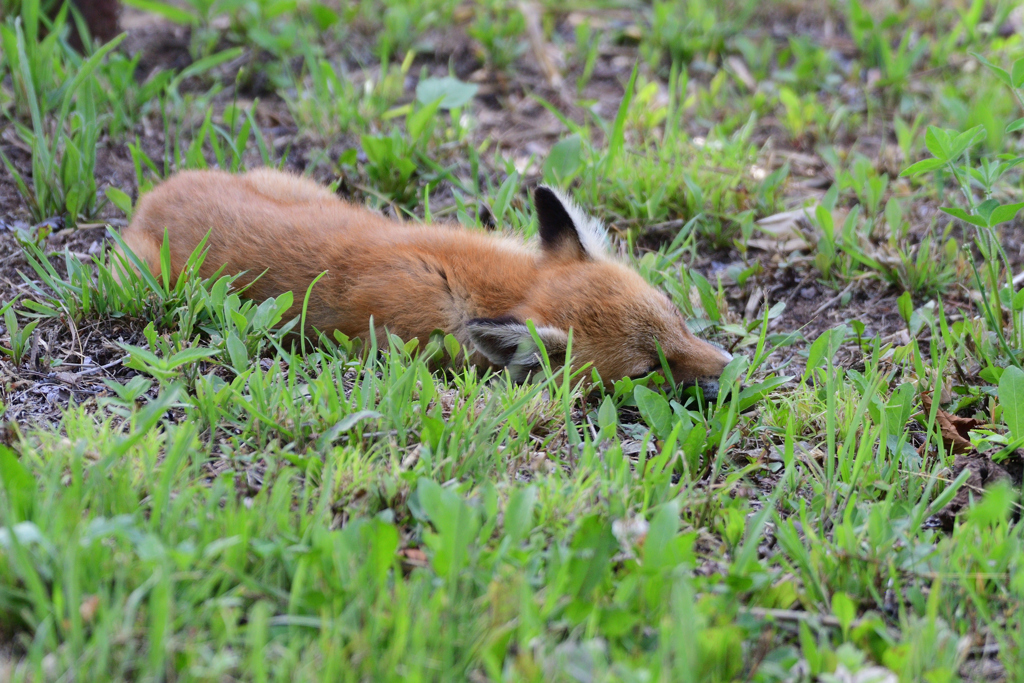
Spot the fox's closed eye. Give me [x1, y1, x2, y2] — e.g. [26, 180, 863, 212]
[629, 364, 661, 380]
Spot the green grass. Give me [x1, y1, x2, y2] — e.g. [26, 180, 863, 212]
[4, 0, 1024, 680]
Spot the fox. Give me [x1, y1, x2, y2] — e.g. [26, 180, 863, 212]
[117, 168, 733, 390]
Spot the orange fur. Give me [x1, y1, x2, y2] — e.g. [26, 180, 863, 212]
[119, 168, 732, 385]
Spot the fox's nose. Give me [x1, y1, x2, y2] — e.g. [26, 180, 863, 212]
[697, 378, 721, 401]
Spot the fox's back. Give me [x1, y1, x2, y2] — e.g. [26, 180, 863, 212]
[121, 168, 539, 338]
[125, 169, 399, 282]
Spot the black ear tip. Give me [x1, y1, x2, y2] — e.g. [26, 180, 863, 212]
[477, 204, 495, 230]
[534, 186, 573, 227]
[534, 186, 566, 214]
[534, 185, 557, 203]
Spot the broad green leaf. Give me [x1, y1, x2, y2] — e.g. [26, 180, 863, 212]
[226, 332, 248, 371]
[416, 478, 479, 578]
[738, 376, 794, 412]
[407, 97, 443, 142]
[634, 385, 672, 438]
[1013, 57, 1024, 88]
[338, 148, 358, 166]
[504, 486, 536, 544]
[716, 355, 744, 397]
[689, 270, 720, 321]
[976, 198, 1000, 224]
[542, 134, 583, 186]
[989, 202, 1024, 226]
[778, 86, 800, 111]
[310, 3, 339, 29]
[896, 291, 913, 323]
[885, 382, 915, 436]
[899, 157, 944, 177]
[334, 410, 383, 434]
[924, 126, 950, 161]
[804, 326, 847, 381]
[831, 592, 856, 638]
[1013, 287, 1024, 311]
[316, 410, 382, 449]
[799, 620, 821, 672]
[598, 396, 617, 440]
[170, 48, 244, 92]
[121, 343, 163, 367]
[1007, 117, 1024, 133]
[681, 422, 706, 474]
[105, 187, 133, 217]
[0, 445, 35, 521]
[642, 500, 681, 571]
[415, 77, 478, 110]
[940, 206, 988, 227]
[820, 183, 839, 211]
[443, 334, 461, 361]
[971, 51, 1013, 88]
[167, 347, 219, 368]
[490, 171, 520, 225]
[567, 515, 616, 599]
[364, 519, 399, 585]
[814, 204, 834, 239]
[420, 414, 444, 450]
[360, 134, 390, 165]
[999, 366, 1024, 444]
[948, 125, 985, 159]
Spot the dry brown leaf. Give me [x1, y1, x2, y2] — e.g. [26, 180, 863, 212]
[56, 371, 80, 386]
[79, 595, 100, 623]
[725, 56, 756, 90]
[751, 207, 817, 253]
[399, 548, 429, 568]
[400, 445, 420, 471]
[756, 207, 813, 240]
[794, 441, 824, 463]
[746, 237, 809, 253]
[921, 393, 981, 454]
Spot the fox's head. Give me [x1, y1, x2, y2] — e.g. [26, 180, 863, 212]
[467, 187, 733, 391]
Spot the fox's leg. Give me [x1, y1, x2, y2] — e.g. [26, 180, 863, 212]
[242, 168, 340, 205]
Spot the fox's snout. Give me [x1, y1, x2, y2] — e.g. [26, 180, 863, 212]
[684, 345, 733, 400]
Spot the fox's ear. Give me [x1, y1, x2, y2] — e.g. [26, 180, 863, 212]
[466, 316, 567, 382]
[534, 186, 608, 261]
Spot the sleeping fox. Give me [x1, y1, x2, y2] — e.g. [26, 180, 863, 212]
[119, 168, 732, 389]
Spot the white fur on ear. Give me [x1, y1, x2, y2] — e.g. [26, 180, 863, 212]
[536, 185, 609, 259]
[466, 317, 568, 382]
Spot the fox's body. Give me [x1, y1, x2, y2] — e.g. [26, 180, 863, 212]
[120, 168, 731, 386]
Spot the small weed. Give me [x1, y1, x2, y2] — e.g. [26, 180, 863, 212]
[288, 50, 404, 140]
[0, 304, 39, 366]
[642, 0, 756, 67]
[0, 11, 125, 223]
[468, 0, 526, 71]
